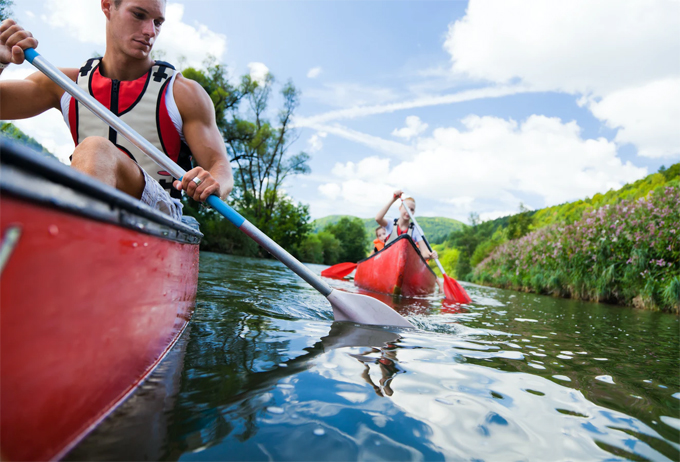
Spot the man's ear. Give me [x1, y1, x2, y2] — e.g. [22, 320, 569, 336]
[101, 0, 114, 20]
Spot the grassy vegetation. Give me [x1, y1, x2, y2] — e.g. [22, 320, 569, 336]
[473, 185, 679, 312]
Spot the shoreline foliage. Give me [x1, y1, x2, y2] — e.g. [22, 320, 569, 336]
[472, 186, 680, 313]
[180, 61, 312, 257]
[295, 217, 367, 265]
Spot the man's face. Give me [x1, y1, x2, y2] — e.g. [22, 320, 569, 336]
[400, 200, 415, 221]
[105, 0, 166, 59]
[377, 228, 388, 241]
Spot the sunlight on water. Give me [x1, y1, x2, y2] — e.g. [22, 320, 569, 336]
[68, 252, 680, 461]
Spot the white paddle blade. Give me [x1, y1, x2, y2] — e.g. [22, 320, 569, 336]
[327, 290, 414, 328]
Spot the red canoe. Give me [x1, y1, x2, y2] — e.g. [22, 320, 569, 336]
[0, 139, 202, 461]
[354, 234, 437, 297]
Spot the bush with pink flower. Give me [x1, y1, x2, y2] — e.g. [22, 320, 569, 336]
[473, 186, 679, 312]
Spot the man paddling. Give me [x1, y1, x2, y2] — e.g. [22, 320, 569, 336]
[0, 0, 233, 221]
[375, 190, 438, 260]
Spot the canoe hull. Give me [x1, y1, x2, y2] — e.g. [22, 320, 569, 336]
[0, 139, 202, 461]
[354, 235, 437, 297]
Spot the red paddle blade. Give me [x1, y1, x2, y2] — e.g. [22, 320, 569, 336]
[442, 274, 472, 304]
[321, 262, 358, 279]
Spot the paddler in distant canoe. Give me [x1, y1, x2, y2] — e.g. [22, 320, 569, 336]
[375, 190, 438, 260]
[0, 0, 233, 221]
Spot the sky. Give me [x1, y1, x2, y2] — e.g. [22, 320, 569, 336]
[2, 0, 679, 222]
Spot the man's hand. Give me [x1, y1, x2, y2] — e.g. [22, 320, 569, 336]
[173, 167, 222, 202]
[0, 19, 38, 65]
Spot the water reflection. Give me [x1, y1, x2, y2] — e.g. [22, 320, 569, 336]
[67, 253, 680, 461]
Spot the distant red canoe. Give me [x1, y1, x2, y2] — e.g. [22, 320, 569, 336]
[0, 139, 202, 461]
[354, 234, 437, 297]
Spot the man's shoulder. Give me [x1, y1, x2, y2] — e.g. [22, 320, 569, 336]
[172, 73, 213, 119]
[172, 73, 207, 99]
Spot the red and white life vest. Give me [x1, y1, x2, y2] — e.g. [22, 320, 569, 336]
[385, 218, 414, 245]
[65, 58, 192, 198]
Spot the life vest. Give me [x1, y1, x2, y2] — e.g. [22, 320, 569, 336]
[372, 238, 385, 253]
[385, 218, 414, 245]
[68, 58, 192, 198]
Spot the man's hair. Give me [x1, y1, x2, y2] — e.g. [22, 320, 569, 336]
[113, 0, 166, 9]
[402, 197, 416, 206]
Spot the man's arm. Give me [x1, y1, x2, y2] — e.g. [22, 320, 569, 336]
[375, 189, 402, 227]
[0, 19, 73, 119]
[172, 74, 233, 202]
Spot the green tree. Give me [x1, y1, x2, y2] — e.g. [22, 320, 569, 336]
[507, 202, 534, 239]
[0, 0, 13, 21]
[325, 217, 368, 263]
[317, 231, 342, 265]
[184, 63, 311, 243]
[264, 192, 311, 254]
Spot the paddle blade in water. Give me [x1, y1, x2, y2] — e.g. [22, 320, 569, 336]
[327, 290, 414, 328]
[321, 262, 358, 279]
[443, 275, 472, 304]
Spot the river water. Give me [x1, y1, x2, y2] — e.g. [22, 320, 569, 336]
[68, 252, 679, 461]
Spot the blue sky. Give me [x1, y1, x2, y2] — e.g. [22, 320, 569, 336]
[3, 0, 679, 221]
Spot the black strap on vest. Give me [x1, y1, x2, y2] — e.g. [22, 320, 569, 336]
[393, 218, 414, 233]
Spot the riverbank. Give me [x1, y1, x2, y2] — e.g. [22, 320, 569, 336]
[472, 185, 679, 313]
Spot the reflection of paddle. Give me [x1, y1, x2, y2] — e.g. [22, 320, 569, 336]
[321, 262, 357, 279]
[400, 197, 472, 304]
[25, 48, 414, 329]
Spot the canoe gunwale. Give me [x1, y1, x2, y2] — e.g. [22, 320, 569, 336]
[0, 137, 202, 245]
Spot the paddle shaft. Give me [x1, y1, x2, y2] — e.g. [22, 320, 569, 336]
[25, 48, 333, 297]
[399, 198, 448, 276]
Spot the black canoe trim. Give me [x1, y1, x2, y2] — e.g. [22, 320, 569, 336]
[0, 137, 202, 245]
[357, 234, 437, 278]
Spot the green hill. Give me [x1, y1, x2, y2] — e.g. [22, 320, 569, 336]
[312, 214, 466, 244]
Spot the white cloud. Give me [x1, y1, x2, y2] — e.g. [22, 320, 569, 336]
[392, 116, 428, 140]
[445, 0, 679, 95]
[318, 183, 341, 200]
[42, 1, 227, 68]
[307, 131, 327, 153]
[307, 67, 322, 78]
[311, 115, 647, 219]
[392, 115, 646, 206]
[248, 62, 269, 86]
[304, 82, 401, 109]
[304, 123, 416, 159]
[43, 0, 105, 45]
[295, 84, 531, 126]
[444, 0, 680, 159]
[585, 78, 680, 158]
[155, 4, 227, 68]
[331, 157, 391, 181]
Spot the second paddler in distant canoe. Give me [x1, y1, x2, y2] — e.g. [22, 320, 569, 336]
[0, 0, 234, 218]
